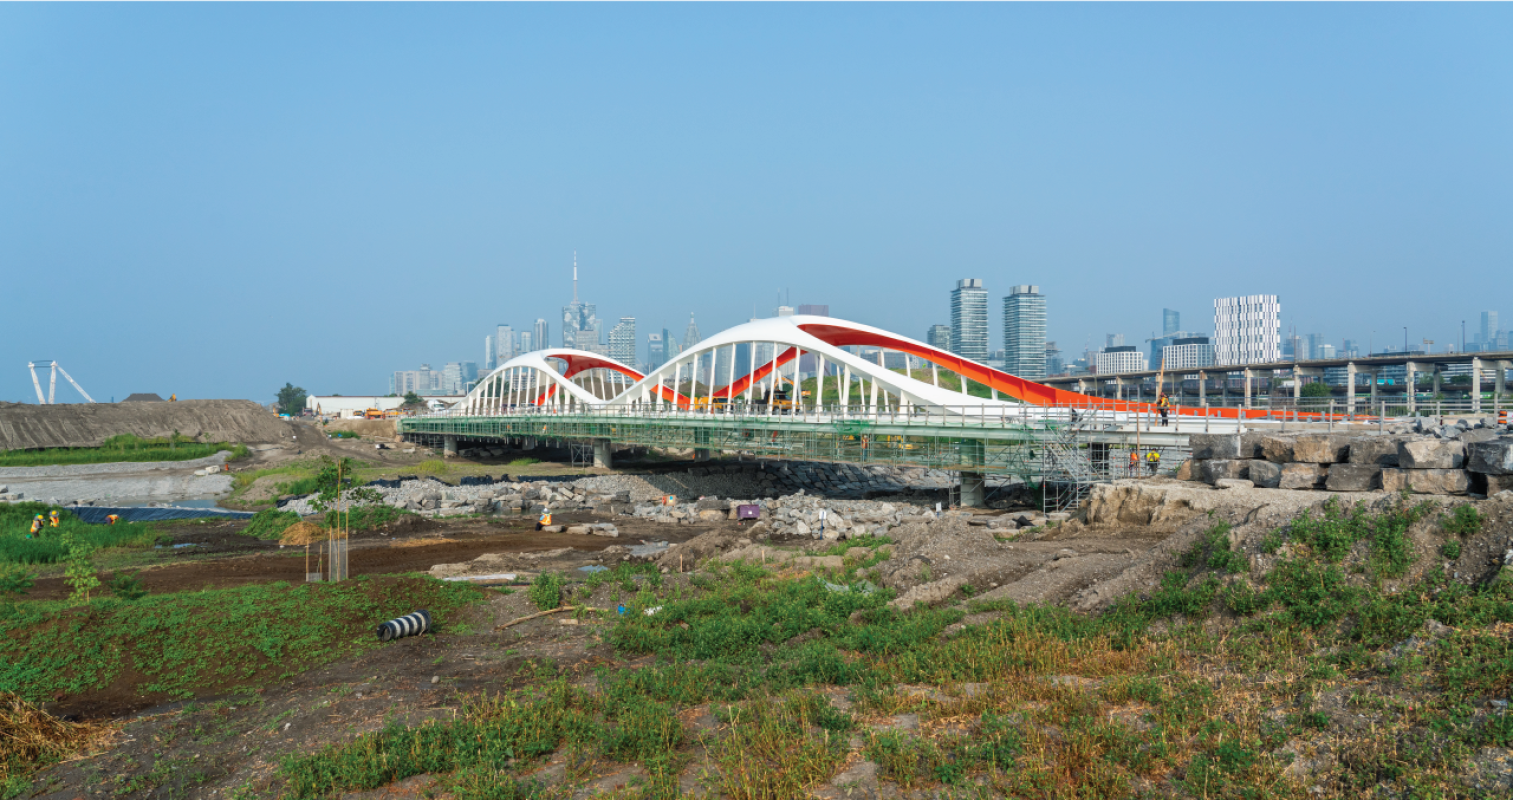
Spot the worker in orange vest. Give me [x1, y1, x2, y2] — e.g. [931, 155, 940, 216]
[535, 510, 552, 532]
[49, 510, 60, 528]
[106, 514, 121, 525]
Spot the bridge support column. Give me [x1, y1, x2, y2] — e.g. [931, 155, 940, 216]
[693, 428, 712, 461]
[443, 435, 457, 458]
[1198, 371, 1206, 407]
[1496, 361, 1509, 400]
[1405, 361, 1421, 413]
[1089, 442, 1109, 478]
[593, 438, 613, 469]
[959, 472, 986, 508]
[1346, 362, 1357, 415]
[1471, 357, 1483, 412]
[1243, 369, 1253, 409]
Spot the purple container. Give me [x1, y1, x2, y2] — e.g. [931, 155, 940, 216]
[737, 504, 761, 520]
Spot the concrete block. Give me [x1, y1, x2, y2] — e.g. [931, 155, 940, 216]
[1240, 433, 1270, 459]
[1398, 439, 1466, 470]
[1381, 469, 1470, 495]
[1200, 459, 1252, 485]
[1190, 434, 1242, 461]
[1278, 463, 1327, 490]
[1325, 464, 1383, 492]
[1249, 460, 1283, 489]
[1467, 440, 1513, 475]
[1348, 437, 1402, 467]
[1215, 479, 1255, 490]
[1469, 473, 1513, 495]
[1294, 434, 1352, 464]
[1259, 435, 1298, 463]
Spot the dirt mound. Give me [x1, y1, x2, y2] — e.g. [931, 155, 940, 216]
[323, 418, 399, 440]
[0, 399, 306, 451]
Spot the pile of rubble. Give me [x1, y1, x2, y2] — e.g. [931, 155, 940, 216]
[1189, 416, 1513, 495]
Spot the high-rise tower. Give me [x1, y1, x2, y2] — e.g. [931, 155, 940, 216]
[950, 279, 988, 362]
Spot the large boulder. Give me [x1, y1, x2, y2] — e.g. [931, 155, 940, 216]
[1294, 434, 1352, 464]
[1470, 473, 1513, 495]
[1398, 439, 1465, 470]
[1348, 437, 1402, 467]
[1467, 440, 1513, 475]
[1380, 469, 1470, 495]
[1240, 432, 1271, 459]
[1199, 459, 1252, 485]
[1258, 435, 1298, 463]
[1279, 463, 1327, 490]
[1249, 460, 1283, 489]
[1189, 434, 1243, 461]
[1325, 464, 1383, 492]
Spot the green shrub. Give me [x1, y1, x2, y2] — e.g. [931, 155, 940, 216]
[1442, 541, 1462, 560]
[328, 430, 360, 440]
[243, 509, 301, 540]
[529, 572, 565, 611]
[108, 572, 147, 601]
[1443, 504, 1483, 537]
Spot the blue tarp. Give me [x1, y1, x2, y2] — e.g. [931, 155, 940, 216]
[69, 506, 257, 523]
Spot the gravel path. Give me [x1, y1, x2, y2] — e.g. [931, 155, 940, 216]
[0, 451, 227, 479]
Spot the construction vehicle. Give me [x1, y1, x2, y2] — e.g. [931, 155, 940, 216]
[364, 408, 383, 419]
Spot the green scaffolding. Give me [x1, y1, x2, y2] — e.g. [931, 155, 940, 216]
[400, 411, 1102, 509]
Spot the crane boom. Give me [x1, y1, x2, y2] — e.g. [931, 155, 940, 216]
[55, 365, 95, 403]
[27, 362, 46, 404]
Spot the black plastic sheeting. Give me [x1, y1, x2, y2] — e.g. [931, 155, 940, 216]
[70, 506, 257, 523]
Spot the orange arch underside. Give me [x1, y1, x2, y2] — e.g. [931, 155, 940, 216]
[797, 324, 1314, 420]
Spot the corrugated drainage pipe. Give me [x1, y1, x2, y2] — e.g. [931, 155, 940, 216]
[377, 610, 432, 642]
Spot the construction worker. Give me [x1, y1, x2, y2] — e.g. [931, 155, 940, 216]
[106, 514, 120, 525]
[29, 515, 44, 536]
[1128, 450, 1140, 478]
[49, 510, 60, 528]
[1157, 393, 1171, 427]
[535, 509, 552, 532]
[1146, 449, 1161, 476]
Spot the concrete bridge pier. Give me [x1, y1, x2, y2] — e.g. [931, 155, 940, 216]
[593, 438, 613, 469]
[443, 435, 457, 457]
[959, 472, 986, 508]
[693, 428, 713, 461]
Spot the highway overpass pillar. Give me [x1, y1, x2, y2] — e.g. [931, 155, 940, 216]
[1198, 371, 1207, 406]
[593, 438, 613, 469]
[1405, 362, 1421, 412]
[1346, 363, 1357, 415]
[959, 472, 986, 508]
[1496, 361, 1508, 401]
[1243, 370, 1253, 408]
[693, 428, 712, 461]
[443, 435, 457, 458]
[1471, 358, 1483, 412]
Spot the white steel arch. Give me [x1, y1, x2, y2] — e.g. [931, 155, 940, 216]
[610, 315, 1019, 413]
[457, 349, 645, 415]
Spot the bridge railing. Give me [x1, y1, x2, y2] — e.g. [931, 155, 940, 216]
[410, 397, 1470, 432]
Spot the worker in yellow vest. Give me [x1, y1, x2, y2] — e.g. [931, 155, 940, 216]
[49, 510, 60, 528]
[29, 515, 44, 536]
[1146, 449, 1161, 476]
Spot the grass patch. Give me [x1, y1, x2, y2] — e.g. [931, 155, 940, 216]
[323, 504, 414, 532]
[0, 503, 161, 565]
[0, 575, 481, 704]
[0, 434, 246, 467]
[243, 508, 302, 540]
[262, 500, 1513, 799]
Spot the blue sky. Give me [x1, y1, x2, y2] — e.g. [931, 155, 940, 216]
[2, 3, 1509, 402]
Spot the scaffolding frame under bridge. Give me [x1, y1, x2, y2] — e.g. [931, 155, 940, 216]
[400, 405, 1119, 513]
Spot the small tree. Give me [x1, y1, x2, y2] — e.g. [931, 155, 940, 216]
[402, 391, 425, 408]
[1300, 382, 1333, 399]
[59, 530, 99, 605]
[276, 383, 309, 416]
